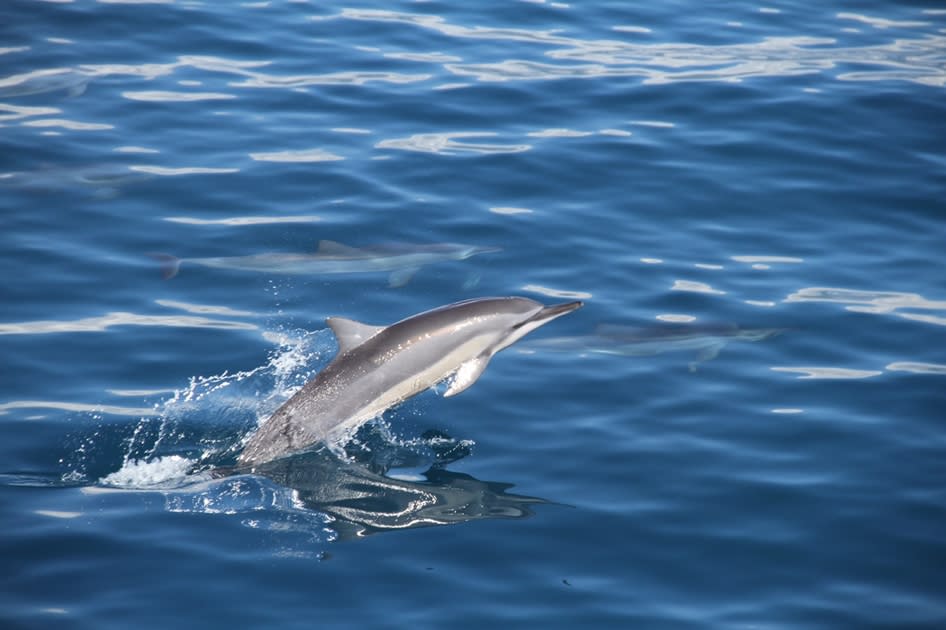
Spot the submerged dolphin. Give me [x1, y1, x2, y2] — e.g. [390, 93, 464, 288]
[238, 297, 583, 467]
[524, 323, 783, 370]
[0, 67, 93, 99]
[0, 163, 152, 199]
[153, 240, 500, 286]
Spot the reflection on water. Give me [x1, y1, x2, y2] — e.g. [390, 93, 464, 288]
[99, 432, 548, 544]
[836, 13, 932, 30]
[770, 366, 882, 380]
[731, 256, 804, 271]
[21, 118, 112, 131]
[0, 8, 941, 141]
[0, 399, 156, 417]
[376, 131, 531, 155]
[128, 165, 239, 176]
[152, 299, 257, 317]
[785, 287, 946, 326]
[163, 215, 322, 226]
[886, 362, 946, 375]
[521, 284, 592, 299]
[772, 363, 946, 379]
[250, 446, 549, 541]
[230, 69, 431, 88]
[249, 148, 344, 163]
[332, 8, 946, 87]
[671, 279, 726, 295]
[0, 103, 60, 123]
[121, 90, 237, 102]
[0, 310, 257, 335]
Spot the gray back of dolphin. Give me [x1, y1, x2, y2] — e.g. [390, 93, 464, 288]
[238, 297, 582, 467]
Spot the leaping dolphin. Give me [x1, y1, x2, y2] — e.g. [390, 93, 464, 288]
[238, 297, 583, 467]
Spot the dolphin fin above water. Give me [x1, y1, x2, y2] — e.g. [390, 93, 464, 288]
[326, 317, 385, 353]
[237, 296, 583, 467]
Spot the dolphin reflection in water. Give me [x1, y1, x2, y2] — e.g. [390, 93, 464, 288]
[153, 240, 500, 286]
[248, 440, 549, 541]
[523, 323, 784, 370]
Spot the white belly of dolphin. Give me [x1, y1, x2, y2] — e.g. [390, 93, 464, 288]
[325, 335, 493, 438]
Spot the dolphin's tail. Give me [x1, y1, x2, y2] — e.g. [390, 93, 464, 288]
[148, 253, 182, 280]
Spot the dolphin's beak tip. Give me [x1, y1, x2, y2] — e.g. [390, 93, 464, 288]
[552, 300, 584, 314]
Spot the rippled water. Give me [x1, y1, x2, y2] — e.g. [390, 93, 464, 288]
[2, 1, 945, 627]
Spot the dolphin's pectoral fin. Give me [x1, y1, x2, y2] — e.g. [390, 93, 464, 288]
[388, 267, 419, 288]
[689, 343, 723, 371]
[444, 354, 492, 397]
[327, 317, 385, 354]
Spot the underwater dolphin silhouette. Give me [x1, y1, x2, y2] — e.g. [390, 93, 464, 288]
[238, 297, 583, 467]
[525, 323, 784, 370]
[153, 240, 500, 286]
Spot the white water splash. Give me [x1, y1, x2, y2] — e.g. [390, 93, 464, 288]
[100, 455, 196, 489]
[60, 326, 330, 488]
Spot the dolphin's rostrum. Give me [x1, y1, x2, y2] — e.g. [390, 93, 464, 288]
[238, 297, 583, 467]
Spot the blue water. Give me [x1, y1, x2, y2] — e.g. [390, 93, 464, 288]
[2, 0, 945, 627]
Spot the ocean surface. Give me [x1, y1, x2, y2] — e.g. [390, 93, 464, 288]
[2, 0, 945, 627]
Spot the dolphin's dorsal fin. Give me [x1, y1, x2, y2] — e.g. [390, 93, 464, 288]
[443, 354, 492, 397]
[68, 82, 88, 98]
[317, 240, 362, 257]
[327, 317, 384, 354]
